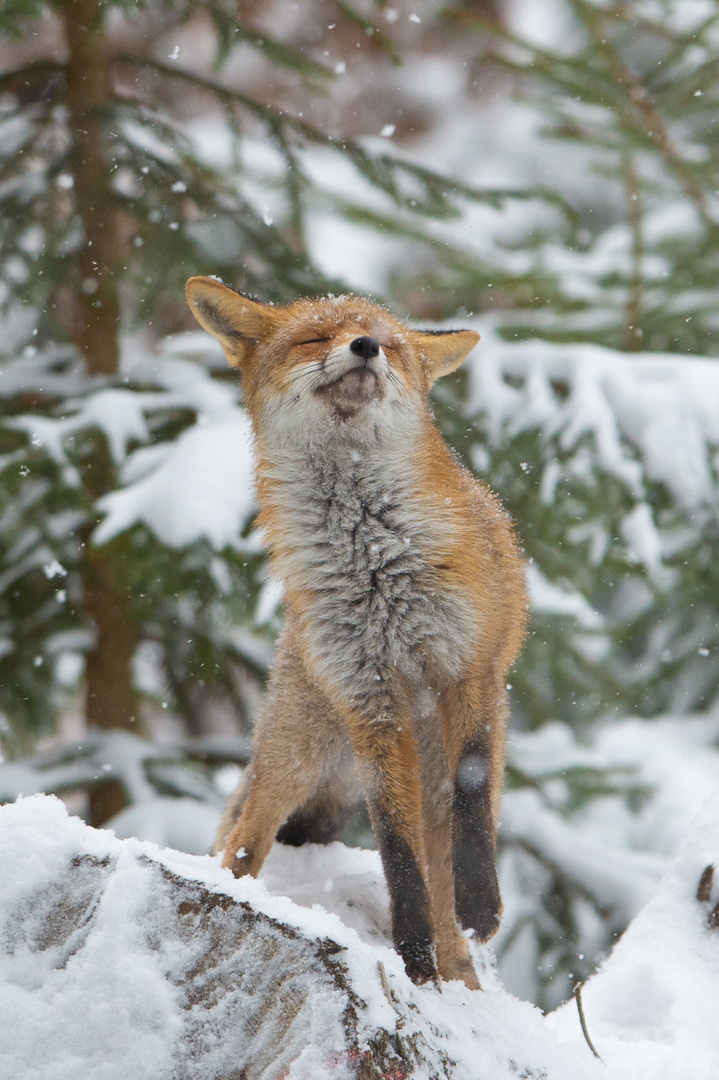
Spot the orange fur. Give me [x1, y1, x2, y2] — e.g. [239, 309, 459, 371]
[187, 276, 528, 988]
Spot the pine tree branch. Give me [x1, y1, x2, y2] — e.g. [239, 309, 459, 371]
[111, 53, 580, 229]
[567, 0, 714, 229]
[604, 4, 716, 46]
[0, 59, 65, 100]
[443, 10, 644, 133]
[448, 3, 716, 229]
[331, 1, 402, 65]
[0, 1, 46, 37]
[196, 0, 334, 80]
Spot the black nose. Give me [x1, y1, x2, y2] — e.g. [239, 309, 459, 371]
[349, 336, 380, 361]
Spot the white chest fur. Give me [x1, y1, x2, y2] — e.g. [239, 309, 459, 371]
[262, 442, 478, 718]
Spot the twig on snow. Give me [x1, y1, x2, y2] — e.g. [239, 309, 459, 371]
[574, 981, 603, 1063]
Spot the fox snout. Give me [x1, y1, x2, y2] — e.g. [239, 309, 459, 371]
[349, 335, 380, 360]
[316, 338, 389, 413]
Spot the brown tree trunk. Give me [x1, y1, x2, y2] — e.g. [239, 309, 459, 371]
[84, 543, 139, 825]
[63, 0, 138, 825]
[64, 0, 121, 372]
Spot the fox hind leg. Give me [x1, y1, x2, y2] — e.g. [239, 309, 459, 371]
[276, 747, 360, 846]
[217, 624, 352, 877]
[452, 735, 503, 941]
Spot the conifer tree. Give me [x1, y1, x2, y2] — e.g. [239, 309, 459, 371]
[446, 0, 719, 354]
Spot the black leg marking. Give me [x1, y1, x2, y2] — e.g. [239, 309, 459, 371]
[276, 796, 351, 846]
[373, 810, 437, 984]
[453, 740, 502, 941]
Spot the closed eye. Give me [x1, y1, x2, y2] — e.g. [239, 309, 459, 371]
[295, 337, 331, 346]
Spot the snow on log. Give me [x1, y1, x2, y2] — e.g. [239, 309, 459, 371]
[4, 793, 719, 1079]
[0, 795, 605, 1080]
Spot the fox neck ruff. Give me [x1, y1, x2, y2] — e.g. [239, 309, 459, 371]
[256, 431, 480, 720]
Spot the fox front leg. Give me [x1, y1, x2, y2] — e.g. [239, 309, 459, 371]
[351, 719, 438, 985]
[219, 625, 346, 877]
[414, 714, 480, 989]
[441, 678, 504, 942]
[452, 734, 503, 941]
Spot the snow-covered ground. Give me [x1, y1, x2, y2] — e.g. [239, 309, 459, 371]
[1, 794, 717, 1080]
[548, 794, 719, 1079]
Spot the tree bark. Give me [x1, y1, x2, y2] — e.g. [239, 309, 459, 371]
[64, 0, 121, 372]
[63, 0, 138, 824]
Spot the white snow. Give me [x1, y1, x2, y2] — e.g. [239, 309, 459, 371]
[526, 562, 604, 628]
[94, 352, 258, 549]
[0, 795, 600, 1080]
[495, 712, 719, 1003]
[620, 503, 665, 581]
[109, 796, 221, 855]
[94, 414, 255, 549]
[466, 328, 719, 510]
[548, 794, 719, 1080]
[4, 341, 259, 552]
[2, 793, 718, 1079]
[6, 709, 718, 1023]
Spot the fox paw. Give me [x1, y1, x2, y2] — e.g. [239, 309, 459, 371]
[456, 876, 503, 942]
[400, 940, 439, 985]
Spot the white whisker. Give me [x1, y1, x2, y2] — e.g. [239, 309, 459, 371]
[386, 368, 406, 396]
[284, 362, 326, 391]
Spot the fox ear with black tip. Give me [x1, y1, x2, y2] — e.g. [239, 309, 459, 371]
[185, 276, 278, 369]
[411, 328, 480, 386]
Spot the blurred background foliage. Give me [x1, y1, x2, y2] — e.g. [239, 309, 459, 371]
[1, 0, 719, 1008]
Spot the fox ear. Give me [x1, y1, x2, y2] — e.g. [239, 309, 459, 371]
[185, 276, 277, 368]
[411, 328, 480, 385]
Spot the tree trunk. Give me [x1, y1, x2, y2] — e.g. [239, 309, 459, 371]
[64, 0, 121, 372]
[63, 0, 138, 825]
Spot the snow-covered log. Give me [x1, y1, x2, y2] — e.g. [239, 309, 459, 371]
[1, 793, 718, 1079]
[0, 796, 600, 1080]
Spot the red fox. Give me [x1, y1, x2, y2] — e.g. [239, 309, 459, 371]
[186, 277, 528, 989]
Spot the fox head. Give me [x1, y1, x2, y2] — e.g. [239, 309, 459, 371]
[186, 276, 479, 444]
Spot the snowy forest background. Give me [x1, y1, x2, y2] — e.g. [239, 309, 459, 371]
[2, 0, 719, 1015]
